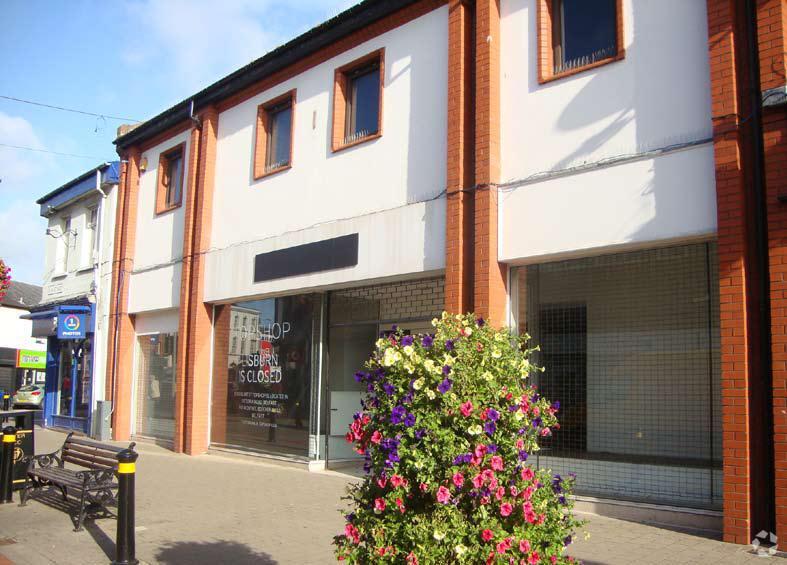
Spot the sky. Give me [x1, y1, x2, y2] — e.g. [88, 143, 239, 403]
[0, 0, 355, 285]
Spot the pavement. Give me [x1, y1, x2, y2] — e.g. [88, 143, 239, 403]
[0, 428, 780, 564]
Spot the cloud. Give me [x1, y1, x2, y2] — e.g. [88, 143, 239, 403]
[121, 0, 356, 95]
[0, 112, 51, 284]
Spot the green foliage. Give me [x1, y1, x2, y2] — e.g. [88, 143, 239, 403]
[334, 313, 582, 564]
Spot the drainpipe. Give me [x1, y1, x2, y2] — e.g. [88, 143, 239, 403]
[92, 165, 109, 435]
[743, 0, 775, 535]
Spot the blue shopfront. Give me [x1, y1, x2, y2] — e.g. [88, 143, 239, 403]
[27, 304, 95, 434]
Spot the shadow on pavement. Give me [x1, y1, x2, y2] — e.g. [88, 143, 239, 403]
[154, 540, 277, 564]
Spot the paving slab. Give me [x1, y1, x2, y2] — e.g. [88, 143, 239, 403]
[0, 429, 782, 564]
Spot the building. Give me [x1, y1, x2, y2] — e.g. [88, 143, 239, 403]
[0, 280, 45, 396]
[26, 162, 120, 435]
[106, 0, 787, 546]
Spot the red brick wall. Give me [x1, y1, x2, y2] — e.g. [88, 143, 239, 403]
[759, 0, 787, 544]
[106, 148, 142, 441]
[175, 107, 220, 456]
[445, 0, 474, 315]
[210, 304, 230, 445]
[707, 0, 787, 544]
[473, 0, 507, 328]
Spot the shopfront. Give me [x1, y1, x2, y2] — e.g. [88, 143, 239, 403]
[26, 304, 96, 434]
[209, 277, 445, 464]
[510, 242, 721, 509]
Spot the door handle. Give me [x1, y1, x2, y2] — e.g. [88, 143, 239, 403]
[330, 408, 338, 411]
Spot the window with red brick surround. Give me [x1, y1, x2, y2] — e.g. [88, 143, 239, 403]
[331, 49, 384, 152]
[253, 89, 296, 180]
[156, 142, 185, 214]
[537, 0, 624, 84]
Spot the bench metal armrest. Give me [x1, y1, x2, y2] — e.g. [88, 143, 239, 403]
[24, 452, 64, 472]
[76, 468, 117, 489]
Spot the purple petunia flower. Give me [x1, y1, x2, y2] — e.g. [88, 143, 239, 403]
[518, 428, 526, 435]
[563, 534, 572, 545]
[442, 365, 452, 376]
[383, 383, 395, 396]
[366, 383, 374, 393]
[354, 371, 366, 383]
[551, 401, 561, 411]
[401, 335, 414, 347]
[487, 409, 499, 422]
[508, 405, 518, 412]
[519, 450, 529, 461]
[532, 417, 543, 428]
[487, 444, 498, 453]
[391, 405, 407, 424]
[404, 413, 416, 427]
[483, 421, 496, 436]
[388, 452, 400, 463]
[476, 317, 485, 327]
[453, 455, 464, 466]
[445, 339, 455, 351]
[438, 378, 453, 394]
[415, 428, 427, 440]
[421, 335, 434, 348]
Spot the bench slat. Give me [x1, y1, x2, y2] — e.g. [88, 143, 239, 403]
[30, 468, 84, 488]
[63, 445, 118, 467]
[63, 453, 115, 470]
[65, 436, 128, 453]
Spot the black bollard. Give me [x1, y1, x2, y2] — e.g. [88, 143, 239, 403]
[2, 394, 9, 411]
[0, 426, 16, 504]
[112, 448, 139, 565]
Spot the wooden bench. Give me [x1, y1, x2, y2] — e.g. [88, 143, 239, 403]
[20, 433, 136, 531]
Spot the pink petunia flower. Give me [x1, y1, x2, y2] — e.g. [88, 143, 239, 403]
[528, 552, 540, 564]
[370, 430, 382, 444]
[374, 498, 386, 512]
[377, 477, 387, 488]
[391, 474, 405, 488]
[460, 401, 474, 417]
[395, 497, 405, 513]
[474, 444, 488, 459]
[521, 467, 535, 481]
[500, 502, 513, 517]
[490, 455, 504, 471]
[472, 474, 484, 489]
[452, 472, 465, 488]
[519, 539, 531, 553]
[419, 482, 429, 492]
[436, 486, 452, 504]
[481, 529, 494, 542]
[495, 486, 505, 500]
[510, 486, 519, 497]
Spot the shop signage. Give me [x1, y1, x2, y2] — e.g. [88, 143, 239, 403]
[57, 313, 86, 339]
[253, 233, 358, 283]
[16, 349, 46, 369]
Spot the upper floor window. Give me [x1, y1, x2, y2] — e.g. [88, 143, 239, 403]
[254, 90, 296, 180]
[156, 143, 185, 214]
[539, 0, 623, 83]
[332, 49, 384, 152]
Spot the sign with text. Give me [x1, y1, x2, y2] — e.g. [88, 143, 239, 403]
[57, 313, 86, 339]
[16, 349, 46, 369]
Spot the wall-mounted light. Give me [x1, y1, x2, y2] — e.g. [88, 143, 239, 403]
[139, 156, 148, 172]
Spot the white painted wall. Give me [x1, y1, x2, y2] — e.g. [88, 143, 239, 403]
[499, 0, 716, 262]
[127, 130, 190, 313]
[500, 146, 718, 263]
[0, 306, 46, 351]
[204, 5, 448, 303]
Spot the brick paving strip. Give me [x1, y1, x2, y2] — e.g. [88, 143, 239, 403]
[0, 429, 780, 564]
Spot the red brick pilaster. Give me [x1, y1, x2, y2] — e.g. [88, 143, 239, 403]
[175, 107, 219, 455]
[445, 0, 475, 315]
[106, 147, 141, 441]
[759, 0, 787, 544]
[473, 0, 506, 327]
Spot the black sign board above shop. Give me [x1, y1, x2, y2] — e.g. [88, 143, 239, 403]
[253, 233, 359, 283]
